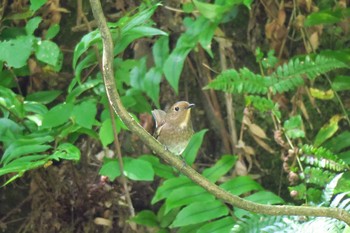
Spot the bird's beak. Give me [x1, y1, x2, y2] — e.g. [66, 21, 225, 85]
[186, 103, 195, 109]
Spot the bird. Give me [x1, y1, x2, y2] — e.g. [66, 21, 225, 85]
[152, 101, 195, 156]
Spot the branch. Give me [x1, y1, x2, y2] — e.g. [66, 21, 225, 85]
[89, 0, 350, 225]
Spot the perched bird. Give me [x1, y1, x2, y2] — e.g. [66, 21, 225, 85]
[152, 101, 195, 155]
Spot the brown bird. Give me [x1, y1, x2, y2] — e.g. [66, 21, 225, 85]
[152, 101, 195, 156]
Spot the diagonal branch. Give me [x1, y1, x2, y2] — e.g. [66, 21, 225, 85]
[89, 0, 350, 225]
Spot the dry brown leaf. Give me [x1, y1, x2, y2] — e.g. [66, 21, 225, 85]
[235, 159, 248, 176]
[244, 145, 255, 156]
[252, 134, 275, 153]
[249, 123, 268, 139]
[306, 31, 319, 53]
[94, 217, 112, 227]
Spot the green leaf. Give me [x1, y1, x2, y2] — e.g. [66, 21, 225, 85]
[99, 158, 121, 181]
[124, 157, 154, 181]
[72, 30, 101, 69]
[138, 155, 175, 179]
[25, 16, 42, 35]
[202, 155, 237, 182]
[35, 40, 60, 66]
[235, 191, 284, 218]
[193, 0, 228, 22]
[130, 210, 159, 227]
[283, 115, 305, 139]
[26, 90, 62, 104]
[305, 8, 350, 27]
[171, 200, 229, 227]
[45, 24, 60, 40]
[323, 131, 350, 154]
[30, 0, 47, 12]
[54, 143, 80, 160]
[314, 115, 343, 147]
[67, 78, 102, 102]
[332, 76, 350, 91]
[71, 99, 97, 129]
[152, 176, 192, 204]
[153, 36, 169, 68]
[183, 129, 208, 165]
[2, 144, 51, 165]
[197, 216, 235, 233]
[165, 185, 215, 214]
[0, 86, 25, 118]
[99, 118, 114, 147]
[0, 35, 35, 68]
[220, 176, 264, 195]
[157, 204, 179, 228]
[144, 67, 162, 107]
[41, 103, 74, 128]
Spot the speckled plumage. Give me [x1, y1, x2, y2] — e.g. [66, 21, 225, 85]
[152, 101, 195, 155]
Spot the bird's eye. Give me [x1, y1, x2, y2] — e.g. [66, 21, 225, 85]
[175, 107, 179, 111]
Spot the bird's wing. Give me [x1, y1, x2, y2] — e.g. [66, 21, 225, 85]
[151, 109, 166, 128]
[151, 109, 166, 139]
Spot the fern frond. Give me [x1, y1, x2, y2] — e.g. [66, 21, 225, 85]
[322, 173, 344, 205]
[299, 145, 348, 172]
[204, 68, 269, 94]
[245, 95, 281, 119]
[271, 55, 347, 94]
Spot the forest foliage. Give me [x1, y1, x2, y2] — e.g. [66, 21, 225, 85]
[0, 0, 350, 232]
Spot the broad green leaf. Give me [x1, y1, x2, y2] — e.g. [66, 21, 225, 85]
[99, 118, 114, 147]
[332, 76, 350, 91]
[123, 157, 154, 181]
[323, 131, 350, 153]
[99, 158, 121, 181]
[2, 144, 51, 165]
[0, 86, 25, 118]
[163, 46, 192, 93]
[30, 0, 47, 12]
[153, 36, 169, 68]
[26, 90, 62, 104]
[119, 4, 160, 31]
[54, 143, 80, 160]
[138, 155, 174, 179]
[67, 78, 102, 102]
[41, 103, 74, 128]
[130, 57, 147, 90]
[165, 185, 215, 214]
[235, 191, 284, 218]
[283, 115, 305, 139]
[309, 87, 334, 100]
[202, 155, 237, 182]
[0, 118, 23, 142]
[314, 115, 343, 147]
[71, 99, 97, 129]
[220, 176, 264, 195]
[0, 35, 35, 68]
[152, 176, 192, 204]
[144, 67, 162, 107]
[130, 210, 158, 227]
[183, 129, 208, 165]
[193, 0, 228, 21]
[0, 155, 47, 177]
[171, 200, 229, 227]
[45, 24, 60, 40]
[197, 216, 235, 233]
[305, 8, 350, 27]
[74, 51, 98, 83]
[157, 204, 179, 228]
[73, 30, 101, 69]
[35, 40, 60, 66]
[25, 16, 42, 35]
[163, 16, 217, 92]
